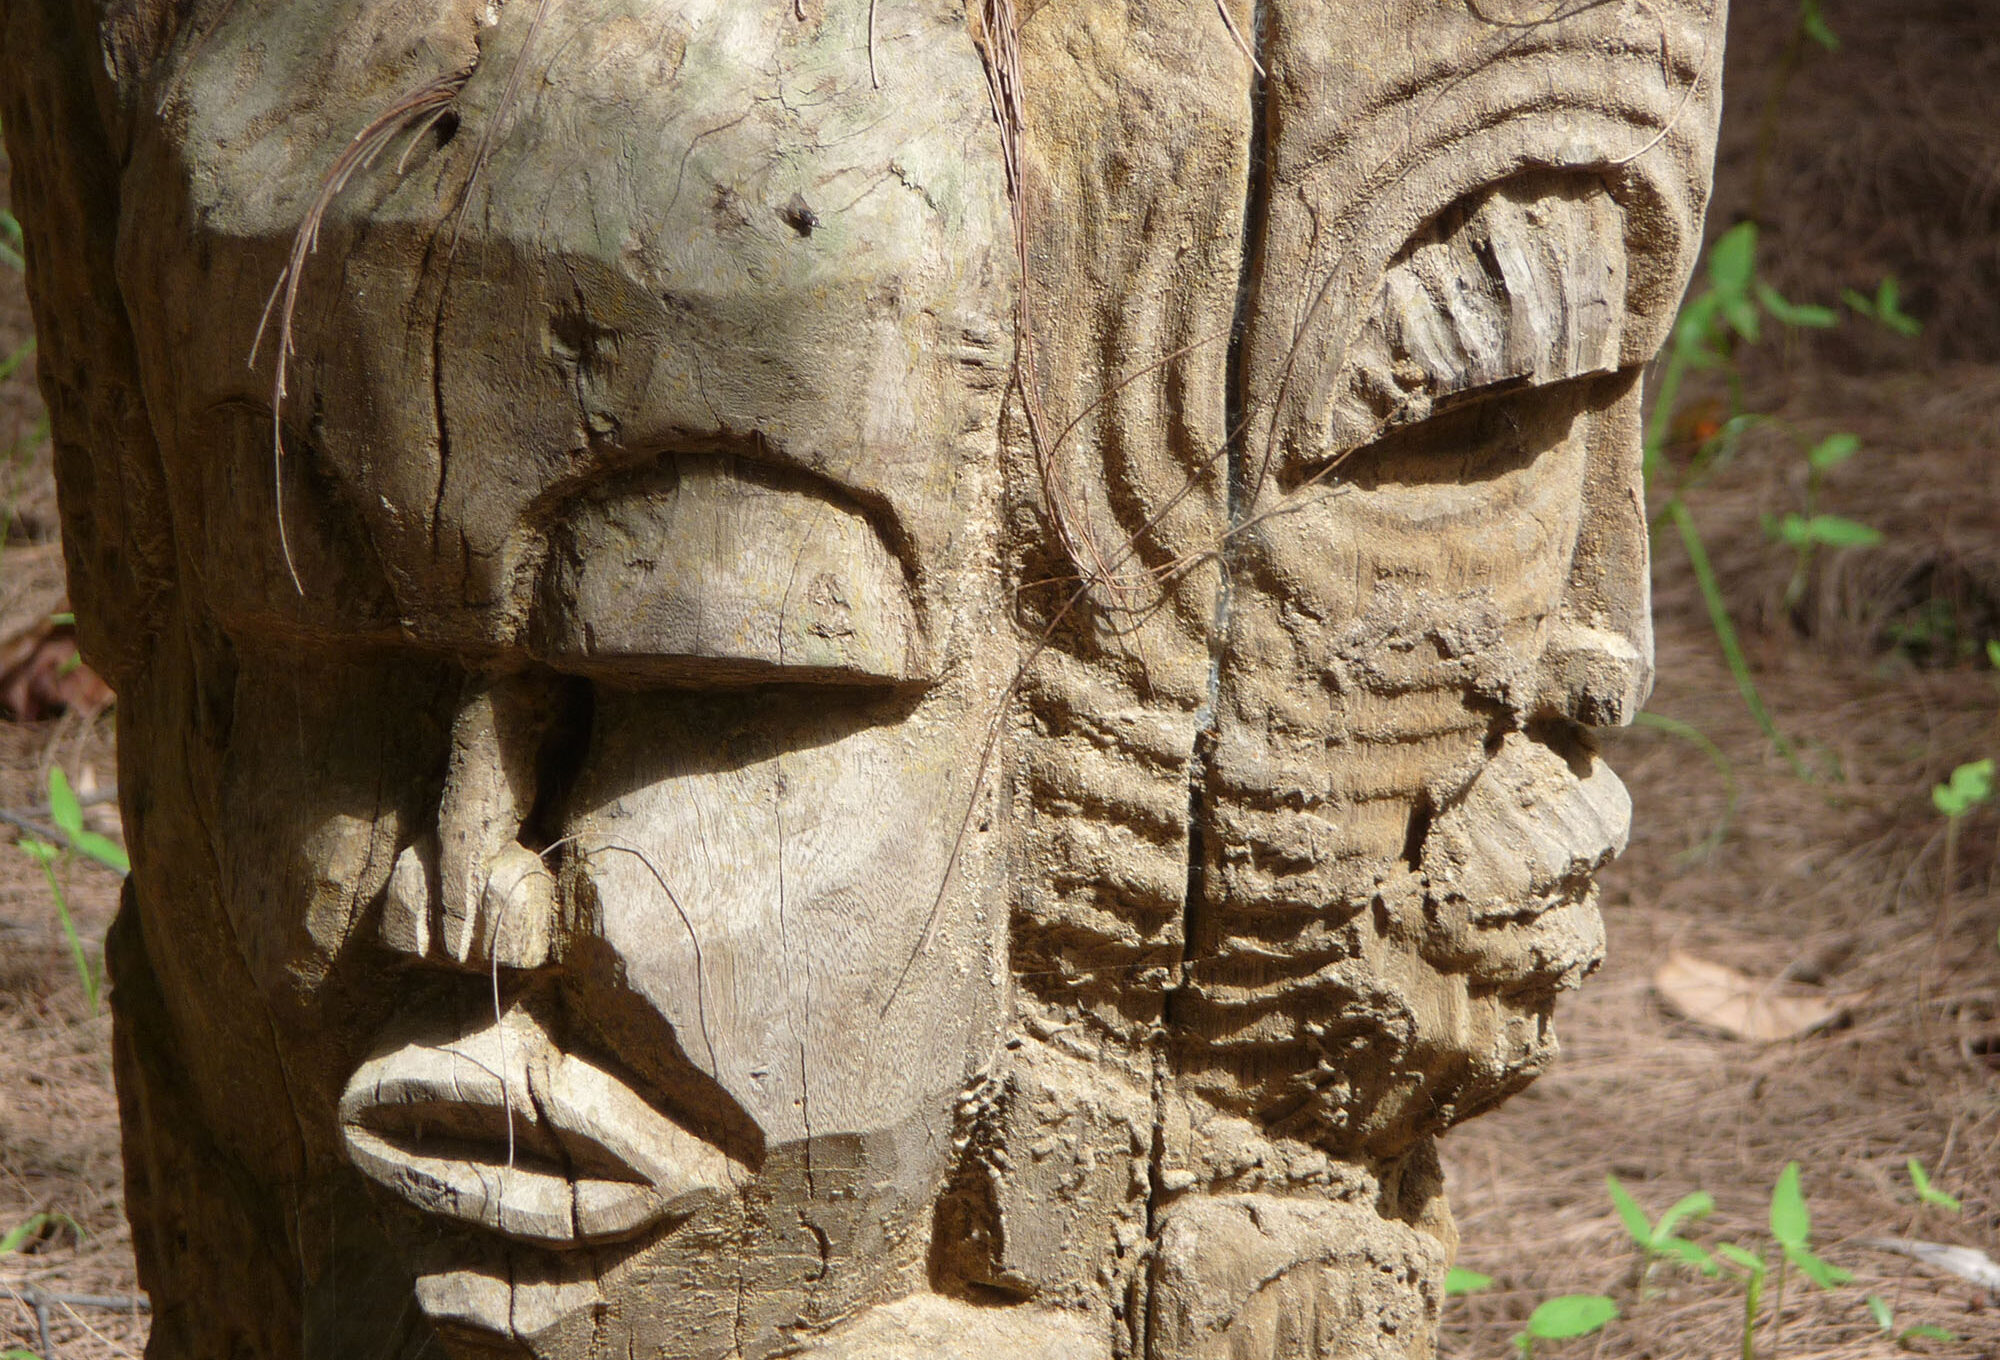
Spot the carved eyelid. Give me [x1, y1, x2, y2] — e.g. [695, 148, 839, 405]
[1315, 175, 1629, 459]
[529, 450, 924, 688]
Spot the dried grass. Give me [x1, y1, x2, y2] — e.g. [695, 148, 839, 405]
[0, 716, 130, 1360]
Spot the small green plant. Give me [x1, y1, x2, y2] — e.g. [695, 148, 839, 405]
[1644, 191, 1921, 785]
[1710, 1165, 1851, 1360]
[1905, 1158, 1962, 1213]
[1770, 1161, 1851, 1289]
[1511, 1295, 1617, 1359]
[1607, 1173, 1719, 1283]
[17, 766, 130, 1014]
[0, 336, 31, 383]
[1842, 275, 1923, 337]
[1760, 432, 1881, 611]
[1932, 758, 1994, 901]
[45, 765, 129, 873]
[1444, 1266, 1494, 1297]
[0, 206, 22, 274]
[1866, 1295, 1957, 1347]
[20, 836, 95, 1013]
[1764, 1161, 1852, 1360]
[1645, 221, 1840, 778]
[1931, 758, 1993, 818]
[1715, 1242, 1768, 1360]
[1888, 599, 1985, 667]
[0, 1213, 53, 1255]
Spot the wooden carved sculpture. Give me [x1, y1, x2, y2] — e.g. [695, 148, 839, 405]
[0, 0, 1722, 1355]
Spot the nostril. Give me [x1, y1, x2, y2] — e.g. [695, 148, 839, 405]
[1399, 792, 1434, 871]
[520, 676, 595, 855]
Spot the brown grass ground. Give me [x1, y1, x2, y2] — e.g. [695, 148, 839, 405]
[5, 1, 2000, 1356]
[0, 162, 138, 1358]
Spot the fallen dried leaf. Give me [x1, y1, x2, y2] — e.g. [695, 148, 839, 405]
[0, 631, 112, 721]
[1864, 1238, 2000, 1291]
[1654, 949, 1843, 1041]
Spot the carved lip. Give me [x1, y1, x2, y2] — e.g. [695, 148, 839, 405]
[338, 1012, 738, 1248]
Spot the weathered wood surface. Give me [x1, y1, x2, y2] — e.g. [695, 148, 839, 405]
[0, 0, 1722, 1355]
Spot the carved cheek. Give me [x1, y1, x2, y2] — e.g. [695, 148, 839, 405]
[551, 684, 1007, 1150]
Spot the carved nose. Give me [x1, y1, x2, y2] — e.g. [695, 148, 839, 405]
[378, 673, 563, 971]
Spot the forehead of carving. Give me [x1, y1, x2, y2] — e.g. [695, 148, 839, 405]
[125, 0, 1015, 655]
[165, 2, 1006, 316]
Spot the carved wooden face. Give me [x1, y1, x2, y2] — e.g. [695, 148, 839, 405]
[110, 0, 1020, 1349]
[10, 0, 1718, 1352]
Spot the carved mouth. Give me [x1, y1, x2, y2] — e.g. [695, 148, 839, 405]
[339, 1011, 739, 1247]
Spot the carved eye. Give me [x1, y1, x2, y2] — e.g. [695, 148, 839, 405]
[1316, 175, 1628, 460]
[532, 451, 923, 687]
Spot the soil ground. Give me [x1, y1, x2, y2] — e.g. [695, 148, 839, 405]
[5, 2, 2000, 1357]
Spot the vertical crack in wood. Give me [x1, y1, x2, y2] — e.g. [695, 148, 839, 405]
[1142, 5, 1270, 1354]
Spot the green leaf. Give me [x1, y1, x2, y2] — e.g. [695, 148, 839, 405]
[1934, 759, 1996, 817]
[1770, 1162, 1811, 1251]
[1800, 0, 1840, 50]
[1723, 293, 1763, 344]
[45, 766, 129, 872]
[1875, 276, 1923, 337]
[0, 338, 33, 384]
[17, 837, 56, 867]
[1770, 512, 1811, 548]
[1902, 1324, 1958, 1343]
[47, 611, 74, 627]
[1672, 293, 1726, 361]
[1985, 639, 2000, 670]
[1654, 1190, 1716, 1242]
[1605, 1174, 1654, 1247]
[1802, 514, 1883, 548]
[0, 204, 18, 270]
[3, 1349, 41, 1360]
[1807, 433, 1862, 470]
[70, 828, 129, 874]
[1842, 286, 1877, 317]
[48, 765, 83, 838]
[1756, 280, 1839, 329]
[1906, 1158, 1962, 1212]
[1657, 1235, 1720, 1276]
[1716, 1242, 1767, 1278]
[1445, 1266, 1494, 1297]
[1707, 222, 1758, 299]
[1786, 1243, 1853, 1289]
[1525, 1295, 1619, 1342]
[0, 1213, 48, 1254]
[1867, 1295, 1895, 1332]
